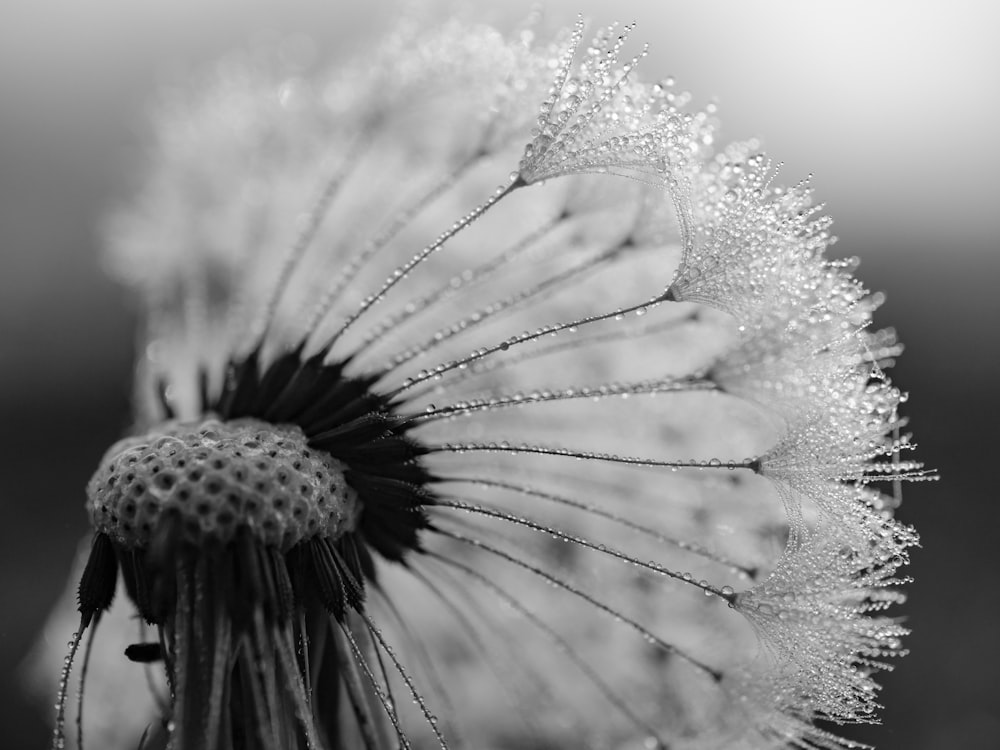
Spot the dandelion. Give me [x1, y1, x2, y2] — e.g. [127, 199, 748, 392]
[38, 13, 930, 750]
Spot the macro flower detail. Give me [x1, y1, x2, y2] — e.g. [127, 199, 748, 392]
[665, 143, 865, 332]
[517, 18, 711, 185]
[39, 14, 931, 750]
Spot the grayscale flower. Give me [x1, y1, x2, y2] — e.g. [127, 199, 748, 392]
[36, 13, 932, 750]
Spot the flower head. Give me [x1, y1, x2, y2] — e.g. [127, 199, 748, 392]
[40, 13, 930, 750]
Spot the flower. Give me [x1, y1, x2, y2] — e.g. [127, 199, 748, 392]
[37, 13, 931, 750]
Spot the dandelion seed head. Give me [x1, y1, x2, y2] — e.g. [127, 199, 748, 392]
[36, 12, 930, 750]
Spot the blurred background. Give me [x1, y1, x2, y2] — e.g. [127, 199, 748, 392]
[1, 1, 996, 747]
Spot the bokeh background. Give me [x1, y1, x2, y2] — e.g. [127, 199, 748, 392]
[1, 1, 997, 748]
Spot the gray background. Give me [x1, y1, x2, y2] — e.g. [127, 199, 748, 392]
[2, 1, 997, 747]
